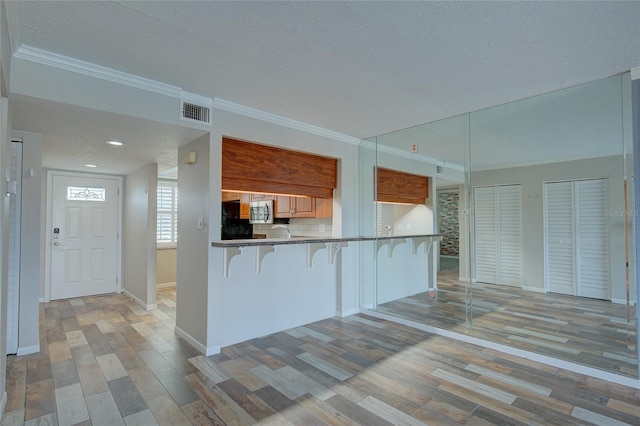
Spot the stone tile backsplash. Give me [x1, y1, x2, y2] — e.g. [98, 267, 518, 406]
[437, 190, 459, 256]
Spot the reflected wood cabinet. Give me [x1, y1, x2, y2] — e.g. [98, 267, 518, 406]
[376, 167, 429, 204]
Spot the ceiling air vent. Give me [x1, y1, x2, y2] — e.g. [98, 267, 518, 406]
[436, 165, 444, 175]
[181, 101, 211, 125]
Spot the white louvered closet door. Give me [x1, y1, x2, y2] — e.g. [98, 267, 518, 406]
[544, 179, 609, 299]
[497, 186, 523, 286]
[544, 182, 575, 296]
[474, 187, 498, 284]
[474, 185, 522, 286]
[575, 179, 609, 299]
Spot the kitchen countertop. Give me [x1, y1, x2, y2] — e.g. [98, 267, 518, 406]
[212, 234, 442, 247]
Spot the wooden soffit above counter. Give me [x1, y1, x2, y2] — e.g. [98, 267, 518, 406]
[376, 167, 429, 205]
[222, 137, 337, 198]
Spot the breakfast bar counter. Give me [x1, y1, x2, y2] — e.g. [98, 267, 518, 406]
[212, 234, 442, 277]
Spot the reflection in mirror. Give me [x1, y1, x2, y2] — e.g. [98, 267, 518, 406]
[362, 114, 471, 324]
[362, 73, 637, 379]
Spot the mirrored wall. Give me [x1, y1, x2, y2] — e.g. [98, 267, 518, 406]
[359, 73, 638, 379]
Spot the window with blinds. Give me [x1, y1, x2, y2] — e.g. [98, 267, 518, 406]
[157, 180, 178, 248]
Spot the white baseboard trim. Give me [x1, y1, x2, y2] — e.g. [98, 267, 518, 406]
[157, 282, 176, 289]
[362, 309, 640, 390]
[612, 297, 637, 306]
[337, 307, 360, 317]
[124, 290, 157, 311]
[0, 391, 6, 422]
[523, 286, 545, 293]
[17, 344, 40, 356]
[175, 326, 220, 356]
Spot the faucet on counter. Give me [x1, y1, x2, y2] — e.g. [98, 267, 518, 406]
[271, 224, 291, 240]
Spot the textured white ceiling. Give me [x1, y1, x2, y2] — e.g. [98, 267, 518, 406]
[7, 1, 640, 174]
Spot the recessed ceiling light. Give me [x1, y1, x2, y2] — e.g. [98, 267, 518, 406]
[105, 140, 124, 146]
[84, 164, 98, 168]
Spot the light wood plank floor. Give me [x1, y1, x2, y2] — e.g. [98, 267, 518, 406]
[378, 271, 638, 378]
[1, 286, 639, 425]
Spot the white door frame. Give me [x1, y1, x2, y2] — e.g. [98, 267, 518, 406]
[7, 139, 23, 354]
[44, 170, 123, 302]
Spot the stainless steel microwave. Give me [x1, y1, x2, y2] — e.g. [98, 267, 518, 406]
[249, 200, 273, 224]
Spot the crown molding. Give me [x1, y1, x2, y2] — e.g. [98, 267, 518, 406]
[14, 45, 184, 99]
[359, 139, 465, 172]
[631, 67, 640, 81]
[213, 98, 361, 146]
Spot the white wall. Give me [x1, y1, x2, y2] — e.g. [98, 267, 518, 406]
[10, 57, 210, 133]
[458, 185, 471, 281]
[467, 156, 626, 300]
[123, 164, 157, 309]
[376, 240, 434, 304]
[156, 248, 176, 285]
[379, 203, 434, 236]
[13, 131, 41, 354]
[176, 134, 210, 350]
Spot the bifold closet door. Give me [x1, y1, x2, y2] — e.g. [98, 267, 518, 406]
[497, 185, 523, 286]
[474, 187, 498, 284]
[474, 185, 522, 286]
[544, 179, 609, 299]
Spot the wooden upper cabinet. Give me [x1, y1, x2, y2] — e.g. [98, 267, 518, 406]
[315, 197, 333, 219]
[222, 137, 337, 198]
[274, 196, 292, 218]
[376, 167, 429, 204]
[274, 196, 317, 218]
[292, 197, 315, 218]
[221, 191, 240, 202]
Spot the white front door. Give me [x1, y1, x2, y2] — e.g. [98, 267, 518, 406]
[50, 174, 120, 300]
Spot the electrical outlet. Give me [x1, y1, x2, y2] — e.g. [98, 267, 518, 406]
[406, 223, 411, 231]
[411, 143, 418, 153]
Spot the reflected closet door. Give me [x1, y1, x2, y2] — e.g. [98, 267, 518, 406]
[544, 179, 610, 299]
[474, 185, 522, 287]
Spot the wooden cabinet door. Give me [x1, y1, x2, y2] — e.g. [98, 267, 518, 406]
[275, 196, 292, 218]
[240, 193, 250, 219]
[315, 198, 333, 218]
[292, 197, 315, 217]
[222, 191, 240, 201]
